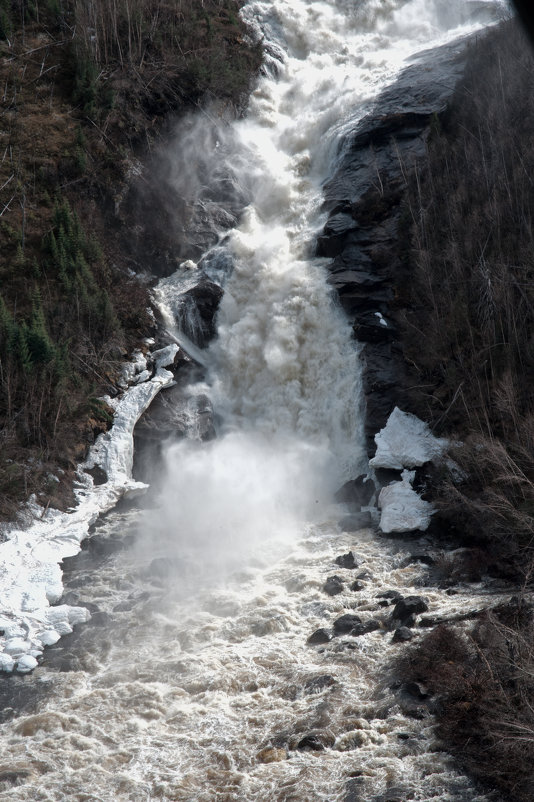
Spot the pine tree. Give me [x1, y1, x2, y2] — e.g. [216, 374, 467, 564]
[28, 289, 55, 366]
[0, 296, 13, 359]
[13, 324, 33, 374]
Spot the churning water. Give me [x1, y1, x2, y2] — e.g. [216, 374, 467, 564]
[0, 1, 506, 800]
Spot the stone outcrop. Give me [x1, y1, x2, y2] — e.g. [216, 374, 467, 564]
[317, 37, 479, 456]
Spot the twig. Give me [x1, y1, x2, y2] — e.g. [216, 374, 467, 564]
[0, 195, 15, 217]
[6, 40, 65, 62]
[0, 173, 14, 192]
[432, 381, 465, 432]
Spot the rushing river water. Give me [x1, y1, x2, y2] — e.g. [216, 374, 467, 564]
[0, 1, 507, 800]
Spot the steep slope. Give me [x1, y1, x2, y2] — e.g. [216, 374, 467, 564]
[0, 0, 261, 518]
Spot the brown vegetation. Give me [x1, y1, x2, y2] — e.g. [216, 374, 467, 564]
[395, 19, 534, 800]
[0, 0, 261, 516]
[397, 19, 534, 573]
[400, 607, 534, 801]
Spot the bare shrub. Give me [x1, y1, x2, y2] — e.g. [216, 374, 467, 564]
[400, 608, 534, 801]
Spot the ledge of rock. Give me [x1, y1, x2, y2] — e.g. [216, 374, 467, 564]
[318, 36, 478, 455]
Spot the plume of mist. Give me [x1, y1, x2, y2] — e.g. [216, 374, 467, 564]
[135, 430, 337, 596]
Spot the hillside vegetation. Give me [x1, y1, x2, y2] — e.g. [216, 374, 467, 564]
[399, 19, 534, 574]
[0, 0, 261, 517]
[397, 19, 534, 800]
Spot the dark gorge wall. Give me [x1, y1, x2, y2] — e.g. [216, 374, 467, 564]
[316, 36, 482, 457]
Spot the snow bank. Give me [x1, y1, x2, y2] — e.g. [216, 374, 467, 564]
[371, 408, 447, 534]
[370, 407, 447, 470]
[0, 345, 178, 673]
[378, 470, 433, 533]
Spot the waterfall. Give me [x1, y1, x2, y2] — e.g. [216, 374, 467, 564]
[0, 2, 507, 801]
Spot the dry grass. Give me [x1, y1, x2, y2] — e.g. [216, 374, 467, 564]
[394, 20, 534, 798]
[397, 19, 534, 573]
[400, 606, 534, 801]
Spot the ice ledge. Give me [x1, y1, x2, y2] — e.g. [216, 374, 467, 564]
[370, 407, 447, 470]
[0, 345, 178, 673]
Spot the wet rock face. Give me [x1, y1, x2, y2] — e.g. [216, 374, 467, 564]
[335, 475, 376, 508]
[178, 280, 224, 348]
[133, 363, 216, 483]
[318, 38, 476, 455]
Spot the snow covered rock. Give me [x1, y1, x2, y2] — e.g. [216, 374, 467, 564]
[16, 655, 38, 673]
[378, 470, 433, 534]
[370, 407, 447, 470]
[0, 653, 15, 672]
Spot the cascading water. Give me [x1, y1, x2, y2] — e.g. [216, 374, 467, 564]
[0, 1, 507, 801]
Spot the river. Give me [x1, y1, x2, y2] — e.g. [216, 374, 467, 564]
[0, 1, 505, 800]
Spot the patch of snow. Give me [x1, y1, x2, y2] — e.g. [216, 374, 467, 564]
[118, 349, 148, 389]
[17, 654, 38, 673]
[135, 369, 152, 384]
[4, 637, 31, 656]
[152, 344, 179, 372]
[378, 469, 434, 534]
[0, 347, 177, 672]
[38, 629, 61, 646]
[0, 654, 15, 672]
[370, 407, 447, 470]
[374, 311, 388, 327]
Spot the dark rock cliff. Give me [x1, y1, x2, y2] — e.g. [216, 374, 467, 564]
[316, 36, 479, 456]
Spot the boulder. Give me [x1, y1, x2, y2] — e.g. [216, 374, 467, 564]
[295, 730, 335, 751]
[391, 627, 413, 644]
[178, 280, 224, 348]
[349, 620, 381, 637]
[333, 614, 362, 635]
[307, 628, 331, 645]
[335, 551, 359, 570]
[377, 590, 402, 601]
[323, 576, 345, 596]
[390, 596, 428, 627]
